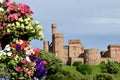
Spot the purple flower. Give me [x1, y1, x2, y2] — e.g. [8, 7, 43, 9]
[36, 59, 42, 64]
[16, 45, 21, 50]
[29, 56, 37, 61]
[35, 68, 47, 77]
[36, 64, 43, 70]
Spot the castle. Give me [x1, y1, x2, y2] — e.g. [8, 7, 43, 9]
[43, 24, 120, 65]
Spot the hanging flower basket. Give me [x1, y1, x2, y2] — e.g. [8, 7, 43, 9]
[0, 0, 47, 79]
[0, 0, 44, 44]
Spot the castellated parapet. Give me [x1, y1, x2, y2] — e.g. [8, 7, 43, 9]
[43, 24, 120, 65]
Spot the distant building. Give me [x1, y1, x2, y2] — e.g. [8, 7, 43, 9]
[44, 24, 120, 65]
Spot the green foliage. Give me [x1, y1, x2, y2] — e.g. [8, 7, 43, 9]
[0, 63, 10, 78]
[99, 62, 108, 73]
[37, 50, 62, 77]
[73, 61, 82, 66]
[76, 64, 92, 75]
[94, 73, 113, 80]
[48, 69, 83, 80]
[106, 61, 119, 74]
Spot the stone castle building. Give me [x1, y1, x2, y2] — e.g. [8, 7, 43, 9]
[44, 24, 120, 65]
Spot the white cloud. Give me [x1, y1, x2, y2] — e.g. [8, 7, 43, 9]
[87, 17, 120, 24]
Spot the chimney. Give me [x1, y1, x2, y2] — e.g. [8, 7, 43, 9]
[51, 24, 57, 35]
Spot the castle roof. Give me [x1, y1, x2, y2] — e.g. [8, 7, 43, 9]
[108, 44, 120, 49]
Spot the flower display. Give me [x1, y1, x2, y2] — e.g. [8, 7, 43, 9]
[0, 0, 44, 40]
[0, 39, 47, 79]
[0, 0, 47, 79]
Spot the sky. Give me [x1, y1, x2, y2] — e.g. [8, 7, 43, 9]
[12, 0, 120, 51]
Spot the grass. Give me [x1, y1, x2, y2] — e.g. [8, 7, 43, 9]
[62, 65, 83, 76]
[62, 63, 120, 80]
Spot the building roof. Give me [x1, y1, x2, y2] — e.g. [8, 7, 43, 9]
[108, 44, 120, 49]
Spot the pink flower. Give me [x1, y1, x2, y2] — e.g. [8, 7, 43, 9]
[0, 22, 2, 30]
[42, 60, 47, 65]
[8, 13, 19, 21]
[7, 2, 17, 12]
[27, 70, 34, 79]
[22, 66, 27, 72]
[30, 62, 35, 67]
[21, 58, 27, 64]
[15, 66, 21, 72]
[3, 15, 7, 19]
[18, 3, 33, 17]
[2, 31, 6, 35]
[3, 23, 8, 27]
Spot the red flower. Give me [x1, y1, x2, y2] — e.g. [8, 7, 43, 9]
[21, 40, 27, 49]
[11, 43, 17, 48]
[33, 48, 40, 55]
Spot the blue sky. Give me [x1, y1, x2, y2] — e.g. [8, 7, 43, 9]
[12, 0, 120, 51]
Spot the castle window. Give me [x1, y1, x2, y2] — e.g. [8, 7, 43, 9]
[114, 49, 117, 54]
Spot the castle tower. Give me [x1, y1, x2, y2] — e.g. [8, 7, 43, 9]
[108, 44, 120, 62]
[51, 24, 57, 35]
[43, 41, 49, 51]
[68, 40, 84, 58]
[84, 49, 100, 65]
[51, 24, 66, 63]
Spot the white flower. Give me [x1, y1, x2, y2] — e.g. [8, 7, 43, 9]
[24, 46, 34, 55]
[25, 50, 31, 55]
[2, 51, 6, 55]
[26, 56, 31, 62]
[15, 22, 20, 26]
[7, 52, 12, 56]
[4, 45, 11, 51]
[0, 51, 3, 56]
[16, 40, 23, 45]
[0, 8, 4, 11]
[14, 55, 18, 60]
[35, 21, 39, 24]
[0, 0, 4, 3]
[21, 24, 24, 28]
[36, 25, 42, 31]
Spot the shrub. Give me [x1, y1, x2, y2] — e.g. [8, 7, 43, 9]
[48, 70, 82, 80]
[76, 64, 92, 75]
[37, 50, 62, 79]
[73, 61, 82, 66]
[99, 62, 107, 73]
[106, 61, 119, 74]
[94, 73, 113, 80]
